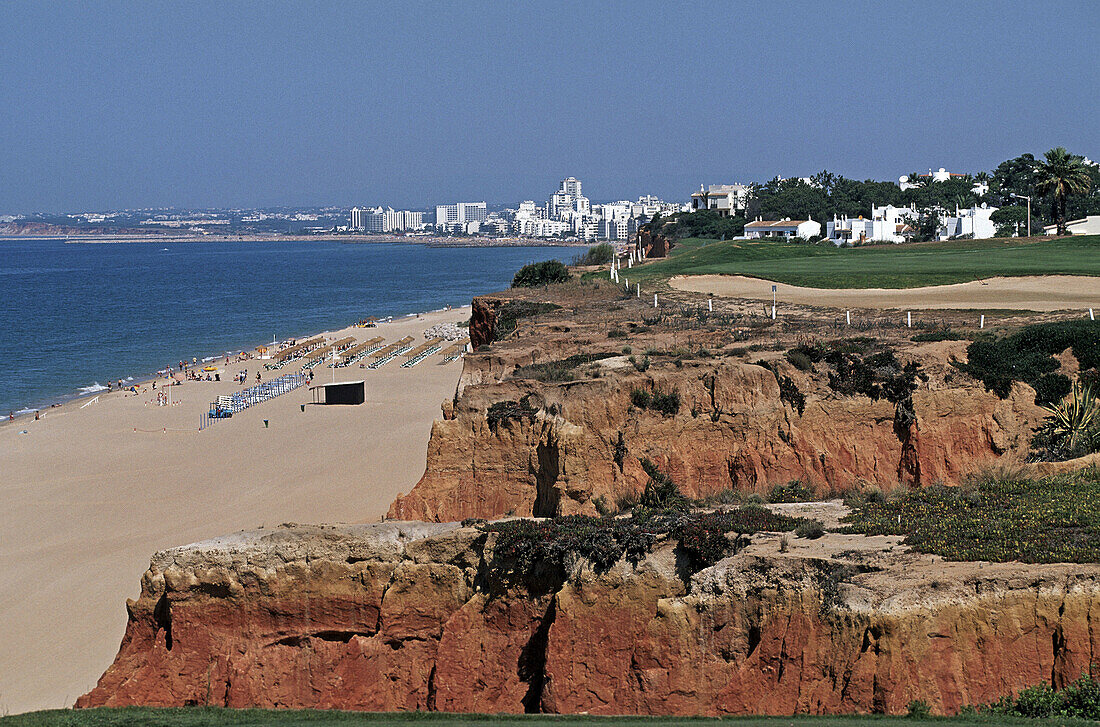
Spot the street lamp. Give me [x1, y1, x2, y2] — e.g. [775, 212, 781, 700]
[1009, 193, 1031, 238]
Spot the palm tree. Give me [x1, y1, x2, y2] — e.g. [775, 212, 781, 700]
[1034, 147, 1093, 235]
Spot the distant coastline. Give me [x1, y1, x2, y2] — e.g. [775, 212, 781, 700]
[0, 230, 591, 248]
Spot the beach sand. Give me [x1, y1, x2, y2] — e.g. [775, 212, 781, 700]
[669, 274, 1100, 311]
[0, 308, 468, 714]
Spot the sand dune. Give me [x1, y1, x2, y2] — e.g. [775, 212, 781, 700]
[0, 309, 467, 714]
[669, 274, 1100, 311]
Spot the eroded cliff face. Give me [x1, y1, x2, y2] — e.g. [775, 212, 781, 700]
[390, 296, 1042, 522]
[79, 521, 1100, 716]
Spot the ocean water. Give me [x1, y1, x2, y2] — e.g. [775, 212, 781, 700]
[0, 239, 577, 415]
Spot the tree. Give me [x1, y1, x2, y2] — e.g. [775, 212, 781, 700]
[1034, 147, 1094, 235]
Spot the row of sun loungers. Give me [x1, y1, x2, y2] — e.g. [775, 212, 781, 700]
[265, 336, 325, 369]
[400, 338, 445, 368]
[332, 337, 385, 367]
[367, 336, 415, 369]
[204, 371, 309, 426]
[300, 337, 357, 370]
[439, 342, 468, 363]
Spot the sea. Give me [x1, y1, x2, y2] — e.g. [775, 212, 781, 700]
[0, 238, 578, 416]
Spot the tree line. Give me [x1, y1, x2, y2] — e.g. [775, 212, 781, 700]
[658, 147, 1097, 241]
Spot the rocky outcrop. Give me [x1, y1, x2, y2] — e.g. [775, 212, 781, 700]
[390, 355, 1042, 522]
[79, 522, 1100, 716]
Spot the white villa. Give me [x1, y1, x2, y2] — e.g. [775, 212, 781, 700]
[938, 204, 997, 240]
[690, 184, 750, 216]
[744, 217, 821, 240]
[1043, 216, 1100, 236]
[827, 205, 915, 245]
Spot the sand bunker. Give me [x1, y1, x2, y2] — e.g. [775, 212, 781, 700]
[670, 275, 1100, 312]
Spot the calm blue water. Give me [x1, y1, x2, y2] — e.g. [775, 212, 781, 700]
[0, 239, 575, 414]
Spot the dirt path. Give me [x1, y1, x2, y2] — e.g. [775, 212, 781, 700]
[669, 274, 1100, 311]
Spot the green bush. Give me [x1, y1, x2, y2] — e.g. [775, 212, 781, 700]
[571, 243, 614, 266]
[980, 672, 1100, 719]
[639, 458, 688, 510]
[785, 349, 815, 371]
[630, 386, 679, 415]
[795, 520, 826, 539]
[768, 480, 813, 503]
[607, 328, 628, 339]
[512, 260, 570, 288]
[956, 318, 1100, 404]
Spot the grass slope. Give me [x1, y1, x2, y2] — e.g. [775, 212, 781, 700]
[4, 709, 1097, 727]
[628, 235, 1100, 289]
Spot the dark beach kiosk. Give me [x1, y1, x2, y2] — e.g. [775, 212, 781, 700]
[309, 380, 366, 405]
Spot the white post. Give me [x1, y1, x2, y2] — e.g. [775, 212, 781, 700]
[708, 298, 712, 312]
[846, 310, 851, 326]
[636, 283, 640, 298]
[980, 314, 985, 329]
[1091, 308, 1095, 321]
[628, 258, 632, 268]
[771, 305, 776, 319]
[907, 311, 912, 328]
[623, 277, 628, 290]
[654, 293, 658, 308]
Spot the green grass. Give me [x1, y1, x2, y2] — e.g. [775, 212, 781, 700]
[627, 235, 1100, 289]
[4, 708, 1097, 727]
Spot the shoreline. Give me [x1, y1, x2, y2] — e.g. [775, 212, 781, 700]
[1, 305, 472, 423]
[1, 305, 472, 714]
[1, 234, 591, 248]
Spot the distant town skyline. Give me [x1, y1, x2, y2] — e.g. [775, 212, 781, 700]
[1, 1, 1097, 213]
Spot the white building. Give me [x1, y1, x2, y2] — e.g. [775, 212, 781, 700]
[899, 168, 969, 190]
[938, 204, 997, 240]
[1043, 216, 1100, 236]
[351, 207, 424, 232]
[827, 205, 915, 245]
[690, 184, 750, 216]
[549, 177, 584, 220]
[744, 218, 821, 240]
[434, 202, 487, 228]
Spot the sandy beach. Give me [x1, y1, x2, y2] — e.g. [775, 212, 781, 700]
[669, 274, 1100, 311]
[0, 308, 468, 714]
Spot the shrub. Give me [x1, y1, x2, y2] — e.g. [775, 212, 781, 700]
[912, 328, 966, 342]
[621, 346, 632, 354]
[1031, 381, 1100, 461]
[956, 318, 1100, 404]
[795, 520, 826, 539]
[482, 505, 804, 584]
[512, 352, 618, 383]
[607, 328, 628, 339]
[639, 458, 688, 510]
[785, 349, 815, 371]
[980, 672, 1100, 719]
[493, 301, 561, 341]
[571, 243, 614, 267]
[777, 375, 806, 416]
[768, 480, 813, 503]
[906, 700, 932, 718]
[512, 260, 570, 288]
[486, 397, 538, 430]
[648, 388, 680, 416]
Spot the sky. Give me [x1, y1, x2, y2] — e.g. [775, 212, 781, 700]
[1, 0, 1097, 213]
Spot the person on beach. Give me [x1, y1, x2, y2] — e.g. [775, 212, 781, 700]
[8, 411, 13, 422]
[107, 381, 112, 392]
[255, 372, 261, 383]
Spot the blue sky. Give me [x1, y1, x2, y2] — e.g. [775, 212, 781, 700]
[1, 0, 1096, 212]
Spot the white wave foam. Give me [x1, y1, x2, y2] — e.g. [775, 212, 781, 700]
[78, 383, 108, 394]
[15, 407, 36, 415]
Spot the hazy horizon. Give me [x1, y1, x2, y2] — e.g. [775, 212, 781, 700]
[2, 0, 1097, 213]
